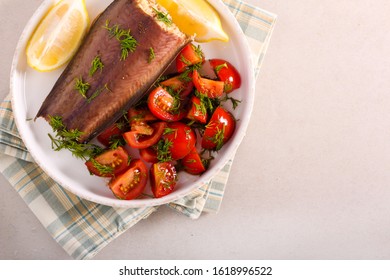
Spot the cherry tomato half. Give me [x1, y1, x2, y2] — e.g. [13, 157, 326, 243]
[186, 95, 208, 124]
[181, 147, 206, 175]
[192, 70, 225, 99]
[176, 43, 204, 73]
[160, 75, 194, 98]
[123, 122, 167, 149]
[209, 59, 241, 93]
[97, 122, 127, 147]
[147, 86, 187, 122]
[201, 107, 236, 151]
[158, 122, 196, 161]
[139, 147, 159, 163]
[85, 146, 130, 177]
[150, 162, 177, 198]
[109, 159, 148, 200]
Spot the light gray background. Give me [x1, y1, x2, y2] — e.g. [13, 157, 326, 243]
[2, 0, 390, 259]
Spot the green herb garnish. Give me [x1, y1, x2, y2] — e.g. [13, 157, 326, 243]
[153, 8, 172, 26]
[87, 83, 110, 103]
[48, 116, 103, 160]
[155, 138, 173, 162]
[90, 158, 114, 176]
[104, 20, 138, 60]
[74, 77, 90, 98]
[148, 47, 155, 63]
[89, 55, 104, 76]
[215, 62, 228, 74]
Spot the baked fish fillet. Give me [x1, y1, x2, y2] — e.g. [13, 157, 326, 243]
[36, 0, 190, 143]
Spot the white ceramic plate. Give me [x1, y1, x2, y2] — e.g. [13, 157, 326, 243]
[10, 0, 255, 208]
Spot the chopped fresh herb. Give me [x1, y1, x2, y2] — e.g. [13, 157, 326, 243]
[148, 47, 155, 63]
[193, 45, 204, 60]
[108, 137, 126, 150]
[48, 116, 103, 160]
[194, 90, 221, 113]
[221, 95, 241, 110]
[178, 70, 193, 82]
[104, 20, 138, 60]
[74, 77, 90, 98]
[89, 55, 104, 76]
[211, 126, 225, 151]
[163, 127, 178, 136]
[155, 138, 173, 162]
[87, 83, 110, 103]
[153, 8, 172, 26]
[215, 62, 228, 74]
[90, 158, 114, 176]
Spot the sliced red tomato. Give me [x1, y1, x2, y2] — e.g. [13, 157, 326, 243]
[176, 43, 204, 73]
[108, 159, 148, 200]
[128, 107, 157, 135]
[147, 86, 187, 122]
[123, 122, 166, 149]
[192, 70, 225, 99]
[209, 59, 241, 93]
[201, 107, 236, 151]
[157, 122, 196, 161]
[186, 96, 208, 124]
[97, 122, 126, 147]
[128, 107, 157, 123]
[160, 75, 194, 97]
[182, 147, 206, 175]
[150, 162, 177, 198]
[139, 147, 158, 163]
[85, 146, 130, 177]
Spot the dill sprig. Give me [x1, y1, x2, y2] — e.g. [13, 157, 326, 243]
[153, 8, 172, 26]
[74, 77, 90, 98]
[90, 158, 114, 176]
[48, 116, 103, 160]
[148, 47, 155, 63]
[155, 138, 173, 162]
[89, 55, 104, 76]
[87, 83, 110, 103]
[214, 62, 228, 74]
[104, 20, 138, 60]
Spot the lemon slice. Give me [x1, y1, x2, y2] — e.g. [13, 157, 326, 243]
[156, 0, 229, 42]
[26, 0, 89, 71]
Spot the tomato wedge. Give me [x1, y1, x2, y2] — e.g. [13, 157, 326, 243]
[176, 43, 204, 73]
[192, 70, 225, 99]
[139, 147, 159, 163]
[157, 122, 196, 161]
[160, 75, 194, 98]
[150, 162, 177, 198]
[109, 159, 148, 200]
[202, 107, 236, 151]
[147, 86, 187, 122]
[123, 122, 166, 149]
[209, 59, 241, 93]
[186, 96, 208, 124]
[182, 147, 206, 175]
[85, 146, 130, 177]
[97, 122, 126, 147]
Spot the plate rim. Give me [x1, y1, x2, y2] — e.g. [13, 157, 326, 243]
[10, 0, 255, 208]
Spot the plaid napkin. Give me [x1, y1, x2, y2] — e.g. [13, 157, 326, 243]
[0, 0, 276, 260]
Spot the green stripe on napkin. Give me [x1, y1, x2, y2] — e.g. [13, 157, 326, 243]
[0, 0, 276, 260]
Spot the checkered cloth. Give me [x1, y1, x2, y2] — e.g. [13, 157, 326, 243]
[0, 0, 276, 259]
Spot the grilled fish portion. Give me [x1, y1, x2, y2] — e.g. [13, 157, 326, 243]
[36, 0, 190, 143]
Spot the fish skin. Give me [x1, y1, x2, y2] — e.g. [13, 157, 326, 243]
[36, 0, 190, 143]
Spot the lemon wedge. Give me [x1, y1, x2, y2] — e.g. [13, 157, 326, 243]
[26, 0, 89, 71]
[156, 0, 229, 42]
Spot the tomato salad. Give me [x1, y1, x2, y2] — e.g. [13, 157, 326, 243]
[85, 43, 242, 200]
